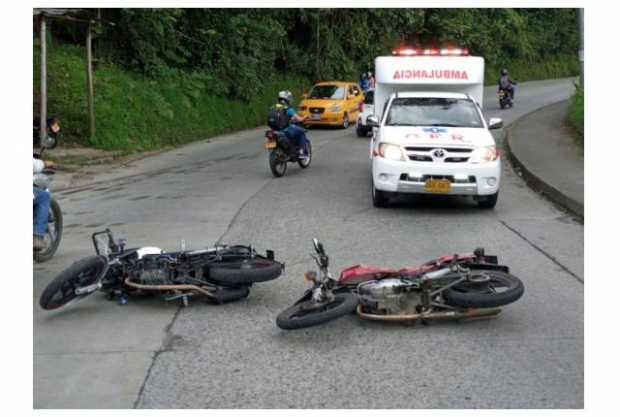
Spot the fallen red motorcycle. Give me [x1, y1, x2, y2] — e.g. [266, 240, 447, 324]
[276, 239, 524, 330]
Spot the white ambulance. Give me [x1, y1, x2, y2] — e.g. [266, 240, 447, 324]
[368, 48, 503, 208]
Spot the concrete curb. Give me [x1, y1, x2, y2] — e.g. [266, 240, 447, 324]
[504, 102, 584, 220]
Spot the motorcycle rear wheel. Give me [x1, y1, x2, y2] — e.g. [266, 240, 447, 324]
[269, 150, 287, 177]
[39, 255, 107, 310]
[276, 292, 358, 330]
[208, 258, 283, 286]
[34, 198, 63, 263]
[443, 270, 524, 308]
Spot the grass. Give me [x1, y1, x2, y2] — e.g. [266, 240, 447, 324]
[35, 42, 580, 153]
[484, 54, 579, 86]
[34, 42, 311, 152]
[566, 84, 584, 147]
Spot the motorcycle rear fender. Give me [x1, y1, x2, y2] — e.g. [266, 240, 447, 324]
[465, 263, 509, 273]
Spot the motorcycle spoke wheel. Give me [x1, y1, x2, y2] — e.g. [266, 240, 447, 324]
[298, 142, 312, 169]
[276, 292, 358, 330]
[269, 151, 287, 177]
[34, 198, 63, 263]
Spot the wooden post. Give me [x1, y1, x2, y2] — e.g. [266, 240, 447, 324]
[85, 22, 95, 139]
[315, 11, 320, 81]
[39, 14, 47, 145]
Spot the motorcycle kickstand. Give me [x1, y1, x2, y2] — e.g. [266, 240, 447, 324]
[164, 292, 194, 307]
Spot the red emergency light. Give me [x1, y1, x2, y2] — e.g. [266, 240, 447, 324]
[392, 47, 469, 57]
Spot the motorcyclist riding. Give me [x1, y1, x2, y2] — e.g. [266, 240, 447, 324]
[33, 117, 58, 251]
[277, 90, 309, 159]
[498, 68, 516, 100]
[33, 160, 55, 250]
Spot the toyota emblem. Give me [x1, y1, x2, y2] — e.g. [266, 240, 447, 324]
[433, 149, 445, 158]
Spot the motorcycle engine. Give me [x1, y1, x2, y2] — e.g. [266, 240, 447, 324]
[133, 256, 171, 285]
[357, 279, 420, 315]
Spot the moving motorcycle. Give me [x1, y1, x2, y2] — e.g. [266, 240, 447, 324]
[264, 124, 312, 177]
[33, 119, 62, 263]
[276, 239, 524, 330]
[497, 88, 514, 109]
[39, 229, 284, 310]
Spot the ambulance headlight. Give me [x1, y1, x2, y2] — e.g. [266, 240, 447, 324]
[470, 146, 499, 163]
[378, 143, 406, 161]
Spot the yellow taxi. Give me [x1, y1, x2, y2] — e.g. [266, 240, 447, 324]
[298, 81, 364, 129]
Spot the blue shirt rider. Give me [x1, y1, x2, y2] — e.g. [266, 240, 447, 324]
[277, 90, 310, 158]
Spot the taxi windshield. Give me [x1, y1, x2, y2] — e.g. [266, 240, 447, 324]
[385, 97, 483, 128]
[308, 85, 346, 100]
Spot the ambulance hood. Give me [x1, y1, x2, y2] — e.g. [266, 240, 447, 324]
[379, 125, 495, 148]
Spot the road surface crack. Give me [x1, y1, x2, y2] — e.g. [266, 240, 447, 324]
[132, 305, 183, 408]
[499, 220, 583, 284]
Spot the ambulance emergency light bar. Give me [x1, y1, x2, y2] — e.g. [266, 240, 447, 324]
[391, 48, 469, 56]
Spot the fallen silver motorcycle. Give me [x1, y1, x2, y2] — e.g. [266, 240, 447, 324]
[40, 229, 283, 310]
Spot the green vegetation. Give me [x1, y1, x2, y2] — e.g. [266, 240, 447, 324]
[34, 42, 309, 151]
[35, 8, 580, 152]
[567, 84, 584, 145]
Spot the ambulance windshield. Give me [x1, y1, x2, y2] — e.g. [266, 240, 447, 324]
[385, 97, 483, 128]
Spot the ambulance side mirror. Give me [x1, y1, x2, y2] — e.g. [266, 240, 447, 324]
[366, 115, 380, 127]
[302, 93, 308, 99]
[488, 118, 503, 130]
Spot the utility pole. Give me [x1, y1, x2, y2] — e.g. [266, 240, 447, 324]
[86, 22, 95, 139]
[578, 8, 584, 86]
[316, 10, 320, 81]
[39, 14, 47, 145]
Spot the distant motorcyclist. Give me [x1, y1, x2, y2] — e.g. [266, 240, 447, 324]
[498, 68, 517, 100]
[273, 90, 310, 158]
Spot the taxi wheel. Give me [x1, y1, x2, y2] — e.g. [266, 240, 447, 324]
[341, 113, 350, 129]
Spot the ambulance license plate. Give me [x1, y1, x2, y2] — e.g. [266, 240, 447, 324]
[424, 179, 452, 193]
[310, 114, 321, 120]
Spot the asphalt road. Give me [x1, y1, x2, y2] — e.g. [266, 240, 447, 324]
[33, 78, 583, 409]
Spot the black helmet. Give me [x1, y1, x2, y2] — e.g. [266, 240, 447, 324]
[501, 68, 508, 76]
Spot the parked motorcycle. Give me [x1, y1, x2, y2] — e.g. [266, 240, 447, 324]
[33, 118, 62, 263]
[39, 229, 284, 310]
[276, 238, 524, 330]
[264, 125, 312, 177]
[497, 88, 514, 109]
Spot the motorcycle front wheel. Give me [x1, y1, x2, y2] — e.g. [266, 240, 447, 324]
[298, 142, 312, 169]
[276, 292, 358, 330]
[34, 198, 63, 263]
[269, 149, 287, 177]
[39, 255, 107, 310]
[443, 269, 524, 308]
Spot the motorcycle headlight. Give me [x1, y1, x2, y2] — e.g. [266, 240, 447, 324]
[378, 143, 406, 161]
[470, 145, 499, 163]
[329, 104, 342, 112]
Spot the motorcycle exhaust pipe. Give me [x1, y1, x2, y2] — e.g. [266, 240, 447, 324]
[356, 304, 501, 322]
[124, 278, 216, 298]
